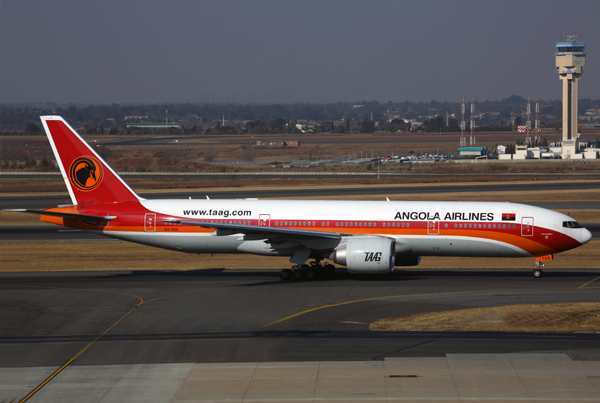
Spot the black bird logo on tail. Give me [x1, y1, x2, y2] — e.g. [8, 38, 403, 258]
[69, 156, 103, 191]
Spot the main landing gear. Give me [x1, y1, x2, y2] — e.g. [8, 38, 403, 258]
[532, 262, 545, 279]
[279, 262, 336, 281]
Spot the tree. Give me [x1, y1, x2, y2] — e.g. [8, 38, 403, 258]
[358, 119, 375, 133]
[25, 123, 41, 135]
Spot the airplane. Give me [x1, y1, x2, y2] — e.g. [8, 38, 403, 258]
[4, 116, 592, 280]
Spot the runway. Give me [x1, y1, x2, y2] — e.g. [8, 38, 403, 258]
[2, 268, 600, 369]
[1, 180, 600, 210]
[3, 171, 600, 181]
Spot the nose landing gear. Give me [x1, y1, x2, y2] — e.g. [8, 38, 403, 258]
[532, 262, 545, 279]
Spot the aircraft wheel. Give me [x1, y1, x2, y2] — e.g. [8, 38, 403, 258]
[280, 269, 293, 280]
[292, 269, 304, 280]
[305, 269, 317, 280]
[533, 268, 543, 278]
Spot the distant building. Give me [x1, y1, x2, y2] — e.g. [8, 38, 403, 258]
[126, 123, 180, 129]
[458, 147, 487, 158]
[256, 140, 299, 147]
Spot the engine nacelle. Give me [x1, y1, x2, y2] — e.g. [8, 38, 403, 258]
[330, 237, 395, 274]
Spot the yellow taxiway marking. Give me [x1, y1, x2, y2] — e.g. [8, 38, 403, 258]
[18, 287, 201, 403]
[579, 275, 600, 289]
[258, 282, 600, 330]
[257, 288, 545, 330]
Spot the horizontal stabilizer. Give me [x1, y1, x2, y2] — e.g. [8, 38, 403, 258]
[3, 209, 117, 222]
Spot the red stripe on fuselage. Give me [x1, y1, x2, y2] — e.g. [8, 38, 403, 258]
[41, 201, 582, 257]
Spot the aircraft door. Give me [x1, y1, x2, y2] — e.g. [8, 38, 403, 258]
[145, 213, 156, 232]
[259, 214, 270, 226]
[427, 220, 439, 235]
[521, 217, 533, 237]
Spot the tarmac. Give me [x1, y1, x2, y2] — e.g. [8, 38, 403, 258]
[5, 354, 600, 402]
[2, 269, 600, 402]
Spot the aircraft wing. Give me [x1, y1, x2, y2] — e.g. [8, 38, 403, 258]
[3, 209, 117, 222]
[176, 220, 342, 239]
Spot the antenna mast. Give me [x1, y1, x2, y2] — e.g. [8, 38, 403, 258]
[470, 97, 475, 146]
[535, 95, 540, 143]
[526, 96, 531, 145]
[460, 97, 466, 147]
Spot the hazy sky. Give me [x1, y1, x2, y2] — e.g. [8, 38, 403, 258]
[1, 0, 599, 104]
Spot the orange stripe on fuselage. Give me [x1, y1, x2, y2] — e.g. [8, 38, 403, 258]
[43, 206, 579, 256]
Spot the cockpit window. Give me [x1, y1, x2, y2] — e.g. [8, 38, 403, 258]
[563, 221, 582, 228]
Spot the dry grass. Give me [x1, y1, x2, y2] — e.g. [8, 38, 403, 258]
[0, 241, 290, 272]
[1, 239, 598, 273]
[369, 303, 600, 333]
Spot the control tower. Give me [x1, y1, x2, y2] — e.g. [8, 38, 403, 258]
[556, 36, 586, 158]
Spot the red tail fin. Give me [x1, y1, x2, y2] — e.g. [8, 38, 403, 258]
[41, 116, 140, 205]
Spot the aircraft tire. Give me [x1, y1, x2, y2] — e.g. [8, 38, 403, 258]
[305, 269, 317, 281]
[292, 269, 304, 280]
[280, 269, 293, 280]
[533, 269, 543, 278]
[324, 264, 336, 278]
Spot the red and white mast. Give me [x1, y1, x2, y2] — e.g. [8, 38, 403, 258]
[526, 96, 531, 145]
[460, 97, 466, 147]
[535, 95, 540, 143]
[470, 97, 475, 146]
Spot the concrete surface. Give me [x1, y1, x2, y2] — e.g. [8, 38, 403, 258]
[3, 354, 600, 402]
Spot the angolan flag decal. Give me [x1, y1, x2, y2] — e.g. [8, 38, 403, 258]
[502, 213, 516, 221]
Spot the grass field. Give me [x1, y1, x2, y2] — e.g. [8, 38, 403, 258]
[369, 302, 600, 333]
[1, 239, 598, 272]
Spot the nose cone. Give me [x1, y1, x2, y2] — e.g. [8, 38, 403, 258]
[581, 228, 593, 245]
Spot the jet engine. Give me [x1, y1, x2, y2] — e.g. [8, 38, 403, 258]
[329, 237, 395, 274]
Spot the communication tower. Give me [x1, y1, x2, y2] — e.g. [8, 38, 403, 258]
[535, 96, 541, 143]
[470, 97, 475, 146]
[460, 97, 466, 147]
[526, 96, 531, 145]
[556, 36, 586, 158]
